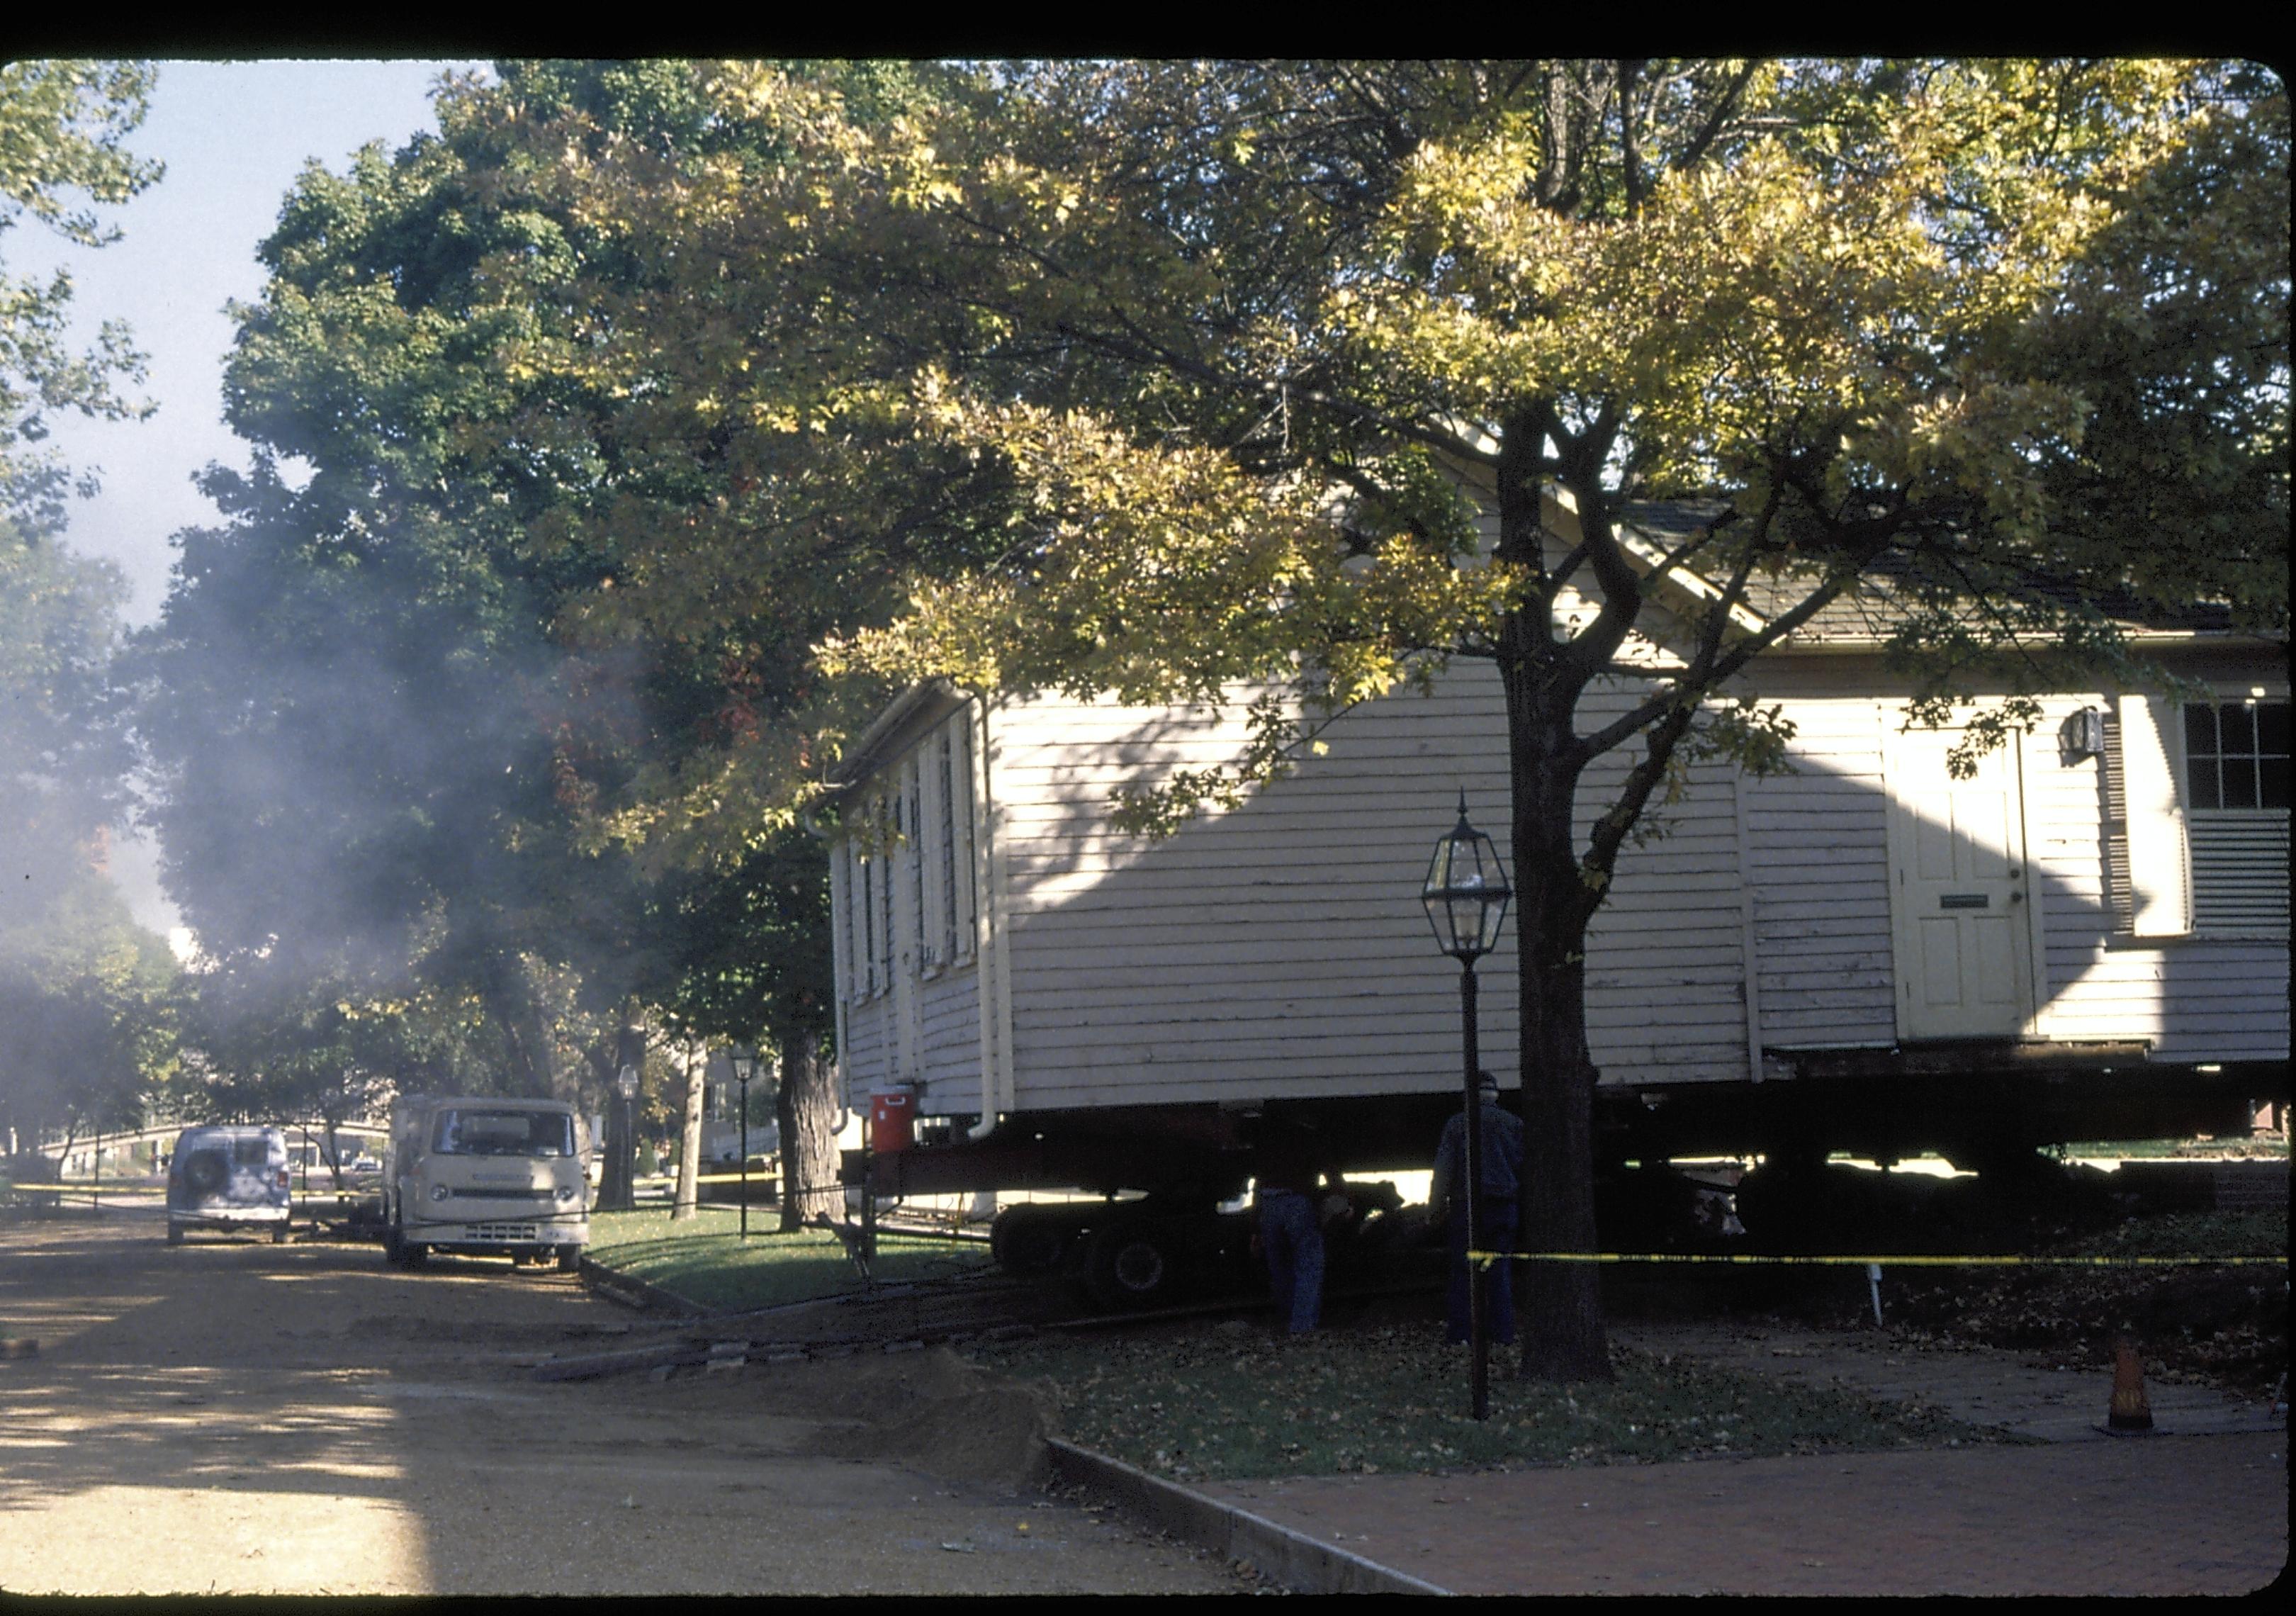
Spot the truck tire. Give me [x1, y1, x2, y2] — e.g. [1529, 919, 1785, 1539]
[557, 1245, 583, 1274]
[383, 1221, 427, 1268]
[271, 1223, 291, 1245]
[1084, 1219, 1181, 1311]
[990, 1205, 1074, 1276]
[165, 1221, 184, 1246]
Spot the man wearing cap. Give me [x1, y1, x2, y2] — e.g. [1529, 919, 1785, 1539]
[1430, 1071, 1525, 1346]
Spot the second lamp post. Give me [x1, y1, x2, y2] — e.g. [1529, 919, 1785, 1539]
[1422, 791, 1512, 1421]
[728, 1045, 758, 1239]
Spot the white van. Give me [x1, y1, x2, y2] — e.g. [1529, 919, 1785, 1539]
[166, 1126, 293, 1243]
[382, 1095, 590, 1271]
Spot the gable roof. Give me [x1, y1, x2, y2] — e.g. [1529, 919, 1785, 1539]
[1611, 498, 2259, 649]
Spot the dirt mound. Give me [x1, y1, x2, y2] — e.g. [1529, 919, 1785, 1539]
[742, 1348, 1060, 1488]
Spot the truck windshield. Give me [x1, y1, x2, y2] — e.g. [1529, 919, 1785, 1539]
[429, 1110, 575, 1157]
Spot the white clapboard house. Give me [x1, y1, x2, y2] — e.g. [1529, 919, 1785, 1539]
[824, 487, 2288, 1178]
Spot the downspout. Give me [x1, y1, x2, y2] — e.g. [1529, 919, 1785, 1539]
[967, 692, 1003, 1140]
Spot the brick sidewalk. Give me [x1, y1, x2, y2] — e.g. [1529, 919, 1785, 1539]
[1200, 1432, 2287, 1595]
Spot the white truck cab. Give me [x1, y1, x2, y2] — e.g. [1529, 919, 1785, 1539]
[383, 1094, 590, 1271]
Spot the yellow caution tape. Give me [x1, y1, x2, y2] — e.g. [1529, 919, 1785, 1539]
[1473, 1250, 2287, 1268]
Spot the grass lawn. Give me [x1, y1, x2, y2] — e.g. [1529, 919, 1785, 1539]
[585, 1206, 991, 1311]
[967, 1321, 2010, 1483]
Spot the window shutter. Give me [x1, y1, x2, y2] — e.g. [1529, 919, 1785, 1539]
[2117, 694, 2192, 937]
[909, 759, 928, 967]
[830, 839, 852, 1004]
[2190, 810, 2292, 931]
[940, 722, 961, 963]
[879, 794, 895, 986]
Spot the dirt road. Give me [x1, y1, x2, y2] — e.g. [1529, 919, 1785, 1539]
[0, 1208, 1242, 1595]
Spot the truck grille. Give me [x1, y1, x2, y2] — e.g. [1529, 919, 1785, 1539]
[466, 1223, 541, 1242]
[449, 1187, 558, 1202]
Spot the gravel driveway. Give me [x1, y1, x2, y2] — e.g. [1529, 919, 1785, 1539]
[0, 1208, 1241, 1595]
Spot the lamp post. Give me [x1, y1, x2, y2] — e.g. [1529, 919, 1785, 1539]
[615, 1062, 641, 1213]
[728, 1046, 756, 1240]
[1422, 790, 1512, 1421]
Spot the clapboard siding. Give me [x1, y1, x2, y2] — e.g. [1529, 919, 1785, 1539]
[841, 994, 889, 1106]
[1745, 697, 1898, 1048]
[836, 665, 2287, 1111]
[998, 677, 1519, 1106]
[916, 966, 981, 1101]
[989, 663, 1750, 1103]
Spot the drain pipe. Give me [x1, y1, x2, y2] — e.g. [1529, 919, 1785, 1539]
[963, 691, 1003, 1142]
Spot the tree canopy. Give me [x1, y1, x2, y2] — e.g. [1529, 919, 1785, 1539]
[1, 59, 160, 529]
[1, 62, 171, 1152]
[134, 62, 862, 1139]
[495, 59, 2286, 1376]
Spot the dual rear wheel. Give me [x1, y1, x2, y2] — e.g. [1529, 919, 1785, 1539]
[991, 1204, 1199, 1311]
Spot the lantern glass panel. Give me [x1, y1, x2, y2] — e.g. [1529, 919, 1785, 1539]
[1478, 892, 1511, 954]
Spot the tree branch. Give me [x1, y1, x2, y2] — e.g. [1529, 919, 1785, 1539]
[1671, 60, 1762, 176]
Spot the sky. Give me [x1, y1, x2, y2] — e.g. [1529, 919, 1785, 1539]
[11, 59, 488, 944]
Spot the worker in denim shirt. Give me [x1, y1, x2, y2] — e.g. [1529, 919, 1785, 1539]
[1251, 1113, 1344, 1333]
[1431, 1071, 1525, 1345]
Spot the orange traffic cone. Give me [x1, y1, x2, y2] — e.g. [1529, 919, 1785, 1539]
[2100, 1336, 2155, 1435]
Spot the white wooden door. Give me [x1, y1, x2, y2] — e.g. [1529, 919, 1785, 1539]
[1886, 727, 2037, 1040]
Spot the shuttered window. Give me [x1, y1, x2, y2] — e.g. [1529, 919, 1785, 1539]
[831, 839, 853, 1004]
[908, 758, 928, 970]
[943, 709, 975, 963]
[879, 794, 896, 987]
[2186, 701, 2290, 935]
[855, 834, 876, 999]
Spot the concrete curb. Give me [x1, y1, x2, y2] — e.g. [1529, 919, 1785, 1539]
[1043, 1438, 1451, 1596]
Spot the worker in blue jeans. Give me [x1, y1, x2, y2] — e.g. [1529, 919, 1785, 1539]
[1251, 1113, 1344, 1333]
[1431, 1071, 1525, 1345]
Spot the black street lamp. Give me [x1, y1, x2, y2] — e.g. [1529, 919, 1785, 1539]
[728, 1045, 758, 1240]
[614, 1062, 641, 1213]
[1422, 790, 1512, 1421]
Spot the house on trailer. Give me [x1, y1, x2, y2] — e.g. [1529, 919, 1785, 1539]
[823, 488, 2288, 1199]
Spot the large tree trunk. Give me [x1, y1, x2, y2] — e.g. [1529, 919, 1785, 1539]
[1496, 418, 1614, 1384]
[1504, 677, 1614, 1383]
[776, 1028, 841, 1232]
[671, 1040, 706, 1222]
